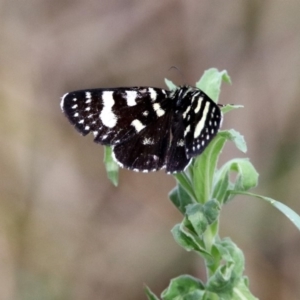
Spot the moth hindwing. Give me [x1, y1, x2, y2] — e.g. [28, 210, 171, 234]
[61, 86, 223, 173]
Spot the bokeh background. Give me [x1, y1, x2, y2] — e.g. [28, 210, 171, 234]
[1, 1, 300, 299]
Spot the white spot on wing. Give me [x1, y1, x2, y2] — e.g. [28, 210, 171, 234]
[148, 88, 157, 101]
[184, 125, 191, 137]
[194, 96, 203, 114]
[100, 91, 117, 128]
[72, 104, 78, 109]
[131, 119, 145, 132]
[191, 93, 200, 103]
[143, 137, 154, 145]
[194, 102, 210, 138]
[153, 103, 165, 117]
[126, 90, 138, 106]
[74, 112, 79, 117]
[142, 111, 149, 116]
[85, 126, 90, 130]
[183, 106, 191, 119]
[177, 139, 185, 147]
[86, 92, 92, 99]
[60, 93, 69, 111]
[219, 114, 224, 128]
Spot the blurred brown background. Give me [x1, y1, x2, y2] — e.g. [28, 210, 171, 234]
[1, 1, 300, 299]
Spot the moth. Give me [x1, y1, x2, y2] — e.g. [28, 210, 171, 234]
[60, 86, 222, 173]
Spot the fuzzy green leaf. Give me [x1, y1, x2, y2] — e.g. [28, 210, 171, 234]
[195, 69, 231, 102]
[232, 160, 258, 192]
[213, 158, 258, 203]
[231, 279, 259, 300]
[212, 168, 231, 204]
[104, 146, 119, 186]
[186, 204, 209, 236]
[161, 275, 205, 300]
[192, 133, 228, 203]
[206, 239, 245, 297]
[221, 104, 244, 114]
[218, 129, 247, 153]
[202, 199, 221, 224]
[145, 286, 160, 300]
[169, 185, 195, 214]
[164, 78, 177, 91]
[185, 200, 221, 237]
[171, 223, 210, 255]
[173, 172, 197, 201]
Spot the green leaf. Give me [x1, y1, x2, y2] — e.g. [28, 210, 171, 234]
[192, 133, 228, 203]
[186, 204, 209, 236]
[206, 239, 245, 297]
[174, 172, 197, 201]
[212, 168, 231, 204]
[221, 104, 244, 114]
[145, 286, 160, 300]
[103, 146, 119, 186]
[161, 275, 205, 300]
[202, 200, 221, 224]
[232, 160, 258, 192]
[232, 192, 300, 231]
[195, 69, 231, 103]
[164, 290, 209, 300]
[232, 279, 259, 300]
[171, 223, 210, 256]
[164, 78, 177, 91]
[185, 200, 221, 237]
[218, 129, 247, 153]
[169, 185, 195, 214]
[213, 158, 258, 203]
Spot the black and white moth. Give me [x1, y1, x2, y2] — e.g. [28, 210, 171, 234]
[60, 86, 223, 173]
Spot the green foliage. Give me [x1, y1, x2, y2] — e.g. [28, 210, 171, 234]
[195, 68, 231, 103]
[144, 69, 300, 300]
[102, 69, 300, 299]
[103, 146, 119, 186]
